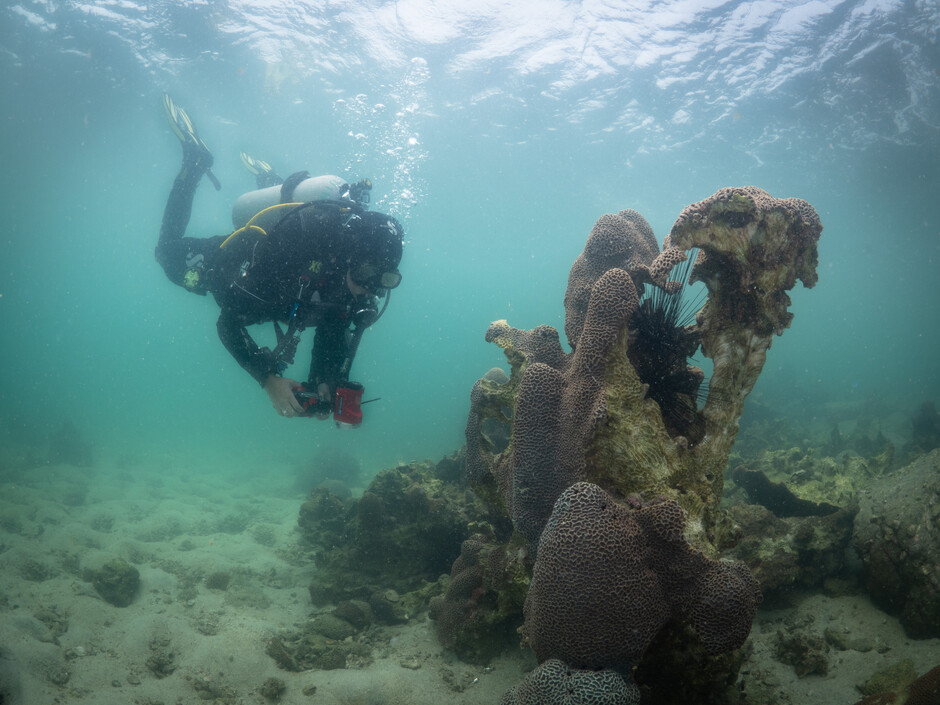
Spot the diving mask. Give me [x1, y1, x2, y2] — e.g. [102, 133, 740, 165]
[350, 264, 402, 291]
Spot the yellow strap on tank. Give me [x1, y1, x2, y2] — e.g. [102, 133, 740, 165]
[219, 224, 265, 249]
[218, 202, 304, 249]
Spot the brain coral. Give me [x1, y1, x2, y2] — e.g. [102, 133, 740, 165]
[565, 208, 684, 352]
[468, 267, 640, 544]
[499, 659, 640, 705]
[523, 482, 762, 670]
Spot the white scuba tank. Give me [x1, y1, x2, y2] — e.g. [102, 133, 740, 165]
[231, 174, 346, 232]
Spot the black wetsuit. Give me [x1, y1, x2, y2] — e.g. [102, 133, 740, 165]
[155, 158, 372, 393]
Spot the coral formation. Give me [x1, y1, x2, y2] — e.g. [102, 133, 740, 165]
[731, 466, 840, 517]
[907, 665, 940, 705]
[86, 557, 139, 607]
[467, 187, 823, 551]
[298, 453, 506, 608]
[460, 188, 821, 701]
[632, 620, 749, 705]
[723, 451, 862, 600]
[428, 532, 528, 664]
[725, 502, 856, 599]
[854, 449, 940, 638]
[499, 658, 640, 705]
[265, 599, 380, 672]
[523, 483, 761, 669]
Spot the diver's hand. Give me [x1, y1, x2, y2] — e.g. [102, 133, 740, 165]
[263, 376, 305, 418]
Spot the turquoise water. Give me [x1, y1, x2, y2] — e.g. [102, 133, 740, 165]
[1, 1, 938, 475]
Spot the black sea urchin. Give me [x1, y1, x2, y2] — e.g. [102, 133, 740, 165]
[628, 250, 708, 445]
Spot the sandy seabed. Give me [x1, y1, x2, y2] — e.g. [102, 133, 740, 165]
[1, 455, 937, 705]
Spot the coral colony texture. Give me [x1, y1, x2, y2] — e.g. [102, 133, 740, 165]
[524, 483, 761, 668]
[499, 658, 641, 705]
[462, 187, 823, 700]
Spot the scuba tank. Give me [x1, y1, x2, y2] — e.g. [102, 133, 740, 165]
[231, 174, 347, 231]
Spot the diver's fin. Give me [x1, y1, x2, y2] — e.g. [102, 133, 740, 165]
[162, 93, 221, 191]
[163, 92, 204, 148]
[240, 152, 272, 176]
[240, 151, 283, 188]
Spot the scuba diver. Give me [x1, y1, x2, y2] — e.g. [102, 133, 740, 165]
[155, 94, 404, 424]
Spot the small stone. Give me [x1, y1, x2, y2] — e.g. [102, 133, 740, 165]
[265, 637, 299, 672]
[370, 589, 407, 624]
[332, 600, 374, 630]
[49, 668, 70, 685]
[205, 571, 232, 591]
[823, 625, 851, 650]
[260, 677, 286, 701]
[848, 636, 875, 653]
[64, 646, 87, 660]
[89, 558, 140, 607]
[308, 613, 356, 641]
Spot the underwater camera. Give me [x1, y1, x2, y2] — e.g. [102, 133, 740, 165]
[292, 382, 367, 427]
